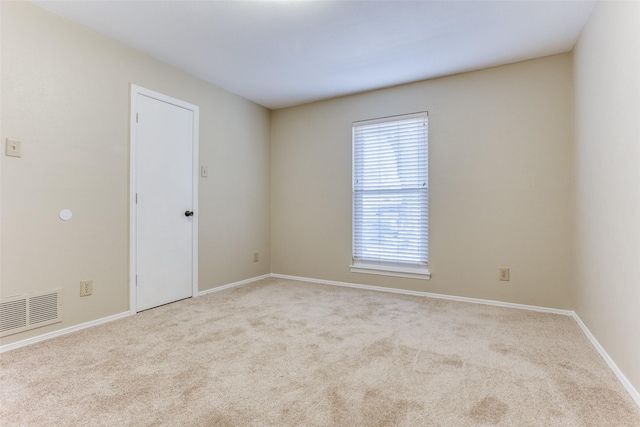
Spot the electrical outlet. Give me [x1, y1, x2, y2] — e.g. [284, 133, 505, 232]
[253, 252, 259, 262]
[499, 268, 510, 281]
[80, 280, 93, 296]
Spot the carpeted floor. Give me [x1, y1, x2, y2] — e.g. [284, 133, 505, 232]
[1, 277, 639, 426]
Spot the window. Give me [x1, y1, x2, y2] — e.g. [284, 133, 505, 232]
[351, 112, 430, 279]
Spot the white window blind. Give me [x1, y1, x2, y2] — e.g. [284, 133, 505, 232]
[352, 112, 428, 273]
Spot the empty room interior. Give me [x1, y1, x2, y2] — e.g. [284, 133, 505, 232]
[1, 0, 639, 425]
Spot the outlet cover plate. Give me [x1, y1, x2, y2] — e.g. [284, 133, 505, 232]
[80, 280, 93, 296]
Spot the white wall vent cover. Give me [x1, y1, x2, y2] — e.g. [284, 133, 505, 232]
[0, 289, 62, 337]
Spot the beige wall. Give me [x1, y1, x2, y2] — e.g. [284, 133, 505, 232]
[573, 1, 640, 395]
[0, 1, 271, 345]
[271, 54, 574, 309]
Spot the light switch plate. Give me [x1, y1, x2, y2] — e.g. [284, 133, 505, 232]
[6, 139, 21, 157]
[201, 165, 208, 178]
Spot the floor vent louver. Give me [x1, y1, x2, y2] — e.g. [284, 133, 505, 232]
[0, 289, 62, 337]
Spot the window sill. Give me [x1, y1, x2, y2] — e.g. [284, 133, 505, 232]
[350, 263, 431, 280]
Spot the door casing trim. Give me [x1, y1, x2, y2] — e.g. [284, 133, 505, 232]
[129, 84, 199, 314]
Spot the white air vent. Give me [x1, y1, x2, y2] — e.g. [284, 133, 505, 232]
[0, 289, 62, 337]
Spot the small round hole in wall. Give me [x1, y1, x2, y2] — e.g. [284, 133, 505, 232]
[59, 209, 73, 221]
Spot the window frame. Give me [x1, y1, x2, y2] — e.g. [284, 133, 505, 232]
[350, 112, 430, 280]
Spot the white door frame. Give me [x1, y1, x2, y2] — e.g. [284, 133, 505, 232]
[129, 84, 199, 314]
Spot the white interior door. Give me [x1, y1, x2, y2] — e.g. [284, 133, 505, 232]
[132, 88, 198, 312]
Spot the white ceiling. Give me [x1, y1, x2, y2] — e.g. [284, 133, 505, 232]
[32, 0, 595, 109]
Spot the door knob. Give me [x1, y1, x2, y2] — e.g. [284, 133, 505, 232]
[185, 211, 194, 217]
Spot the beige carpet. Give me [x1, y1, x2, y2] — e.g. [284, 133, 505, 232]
[1, 277, 639, 426]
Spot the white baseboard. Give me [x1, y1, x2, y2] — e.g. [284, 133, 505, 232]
[0, 311, 130, 354]
[198, 274, 271, 297]
[270, 273, 573, 316]
[572, 312, 640, 408]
